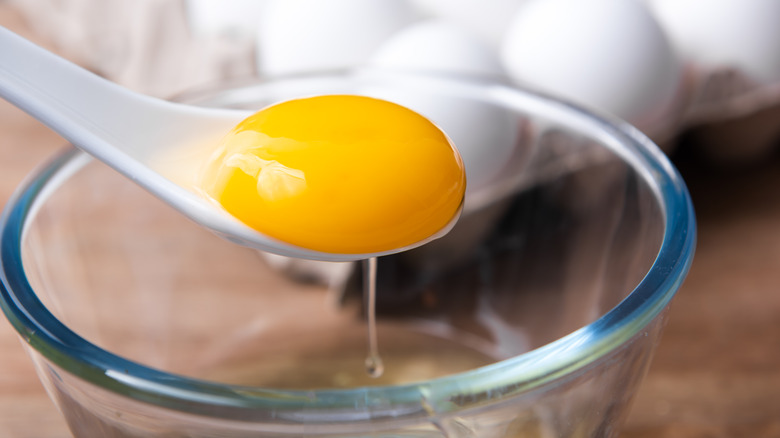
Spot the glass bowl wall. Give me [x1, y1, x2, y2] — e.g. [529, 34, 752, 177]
[0, 72, 695, 437]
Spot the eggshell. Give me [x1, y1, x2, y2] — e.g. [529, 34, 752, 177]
[646, 0, 780, 84]
[410, 0, 528, 48]
[359, 78, 519, 193]
[257, 0, 416, 76]
[501, 0, 683, 132]
[370, 20, 505, 78]
[364, 22, 519, 191]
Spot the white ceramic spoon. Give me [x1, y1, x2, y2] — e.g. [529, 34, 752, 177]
[0, 27, 453, 262]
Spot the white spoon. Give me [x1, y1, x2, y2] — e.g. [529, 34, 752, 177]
[0, 27, 453, 262]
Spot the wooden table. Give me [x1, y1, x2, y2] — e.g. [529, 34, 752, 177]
[2, 5, 779, 437]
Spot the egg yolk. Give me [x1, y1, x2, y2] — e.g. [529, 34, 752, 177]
[199, 95, 466, 254]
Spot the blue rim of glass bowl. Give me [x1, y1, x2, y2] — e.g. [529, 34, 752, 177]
[0, 73, 696, 426]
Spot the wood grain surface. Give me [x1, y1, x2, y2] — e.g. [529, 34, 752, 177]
[1, 5, 779, 437]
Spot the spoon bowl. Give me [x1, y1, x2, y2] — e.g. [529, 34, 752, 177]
[0, 27, 459, 262]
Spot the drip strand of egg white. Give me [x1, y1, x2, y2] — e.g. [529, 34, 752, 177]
[363, 257, 384, 378]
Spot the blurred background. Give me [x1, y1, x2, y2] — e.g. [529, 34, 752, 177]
[1, 0, 779, 436]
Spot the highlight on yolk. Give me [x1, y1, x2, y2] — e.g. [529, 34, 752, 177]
[199, 95, 466, 254]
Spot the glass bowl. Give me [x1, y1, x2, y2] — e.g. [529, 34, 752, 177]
[0, 71, 695, 437]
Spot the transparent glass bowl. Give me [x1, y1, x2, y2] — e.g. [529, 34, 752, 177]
[0, 71, 695, 437]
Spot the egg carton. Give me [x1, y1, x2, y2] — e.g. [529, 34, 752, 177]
[184, 0, 780, 164]
[12, 0, 780, 164]
[665, 66, 780, 163]
[246, 0, 780, 163]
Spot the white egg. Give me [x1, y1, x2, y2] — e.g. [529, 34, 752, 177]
[501, 0, 683, 131]
[369, 20, 505, 78]
[646, 0, 780, 84]
[185, 0, 269, 38]
[257, 0, 416, 76]
[410, 0, 528, 48]
[360, 75, 519, 193]
[366, 22, 517, 191]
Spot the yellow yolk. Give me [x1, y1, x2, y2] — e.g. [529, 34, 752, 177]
[199, 95, 466, 254]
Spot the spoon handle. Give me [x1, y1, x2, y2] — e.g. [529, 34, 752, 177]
[0, 26, 160, 155]
[0, 26, 244, 163]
